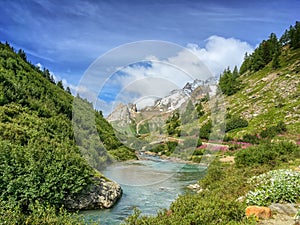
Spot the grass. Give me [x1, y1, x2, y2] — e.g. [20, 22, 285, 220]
[224, 48, 300, 140]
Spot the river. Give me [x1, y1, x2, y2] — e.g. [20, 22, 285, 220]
[81, 156, 206, 224]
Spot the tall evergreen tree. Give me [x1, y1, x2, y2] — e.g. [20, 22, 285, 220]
[57, 80, 64, 90]
[17, 49, 27, 61]
[219, 67, 240, 96]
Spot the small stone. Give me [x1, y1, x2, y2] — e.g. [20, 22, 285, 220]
[236, 196, 245, 202]
[187, 183, 200, 190]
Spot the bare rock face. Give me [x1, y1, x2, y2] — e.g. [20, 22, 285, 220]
[245, 206, 272, 219]
[64, 177, 122, 210]
[107, 103, 131, 123]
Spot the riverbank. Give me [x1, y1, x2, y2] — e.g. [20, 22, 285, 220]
[137, 151, 200, 165]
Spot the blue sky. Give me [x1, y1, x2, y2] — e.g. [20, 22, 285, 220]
[1, 0, 299, 113]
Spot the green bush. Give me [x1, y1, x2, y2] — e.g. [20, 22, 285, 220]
[260, 121, 287, 139]
[246, 169, 300, 206]
[0, 200, 87, 225]
[223, 135, 234, 142]
[150, 142, 178, 156]
[0, 140, 93, 210]
[235, 141, 300, 167]
[241, 134, 260, 144]
[225, 116, 248, 132]
[166, 111, 181, 137]
[197, 138, 202, 147]
[166, 141, 178, 152]
[199, 120, 212, 139]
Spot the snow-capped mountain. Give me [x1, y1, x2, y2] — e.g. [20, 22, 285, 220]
[107, 78, 215, 121]
[151, 79, 207, 112]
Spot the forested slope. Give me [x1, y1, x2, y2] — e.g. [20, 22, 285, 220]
[0, 42, 135, 223]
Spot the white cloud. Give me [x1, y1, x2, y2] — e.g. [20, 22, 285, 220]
[189, 35, 254, 76]
[35, 62, 43, 69]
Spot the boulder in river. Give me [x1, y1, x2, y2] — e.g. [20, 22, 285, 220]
[64, 177, 122, 210]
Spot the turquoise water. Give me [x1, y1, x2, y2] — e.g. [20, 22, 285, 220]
[81, 158, 206, 224]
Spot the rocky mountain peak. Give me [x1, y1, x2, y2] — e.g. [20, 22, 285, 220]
[107, 103, 137, 123]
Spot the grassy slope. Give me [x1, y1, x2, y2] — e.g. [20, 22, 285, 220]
[226, 47, 300, 140]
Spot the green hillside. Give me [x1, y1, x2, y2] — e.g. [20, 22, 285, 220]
[221, 47, 299, 140]
[220, 23, 300, 141]
[0, 42, 135, 223]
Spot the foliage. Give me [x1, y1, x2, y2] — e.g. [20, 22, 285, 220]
[226, 116, 248, 132]
[235, 141, 300, 167]
[219, 66, 240, 96]
[240, 33, 282, 73]
[260, 121, 287, 139]
[181, 100, 198, 124]
[150, 141, 178, 156]
[241, 134, 260, 144]
[280, 21, 300, 49]
[0, 42, 136, 222]
[195, 101, 204, 117]
[0, 200, 87, 225]
[246, 169, 300, 206]
[0, 140, 93, 210]
[166, 111, 181, 137]
[199, 119, 212, 139]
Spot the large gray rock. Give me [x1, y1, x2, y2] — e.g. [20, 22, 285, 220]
[64, 177, 122, 210]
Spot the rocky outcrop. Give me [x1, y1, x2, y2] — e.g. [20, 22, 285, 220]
[64, 177, 122, 210]
[107, 103, 137, 125]
[107, 103, 131, 123]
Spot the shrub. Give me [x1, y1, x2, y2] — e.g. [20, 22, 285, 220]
[246, 169, 300, 206]
[197, 138, 202, 147]
[241, 134, 260, 144]
[0, 200, 87, 225]
[260, 121, 287, 139]
[235, 141, 300, 167]
[199, 120, 212, 139]
[149, 142, 178, 156]
[225, 116, 248, 132]
[260, 126, 278, 138]
[166, 141, 178, 152]
[0, 140, 93, 210]
[223, 135, 234, 142]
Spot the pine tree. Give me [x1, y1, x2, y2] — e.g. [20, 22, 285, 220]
[17, 49, 27, 61]
[272, 50, 280, 69]
[232, 65, 239, 78]
[57, 80, 64, 90]
[239, 52, 251, 74]
[66, 87, 71, 94]
[195, 101, 204, 117]
[219, 67, 240, 96]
